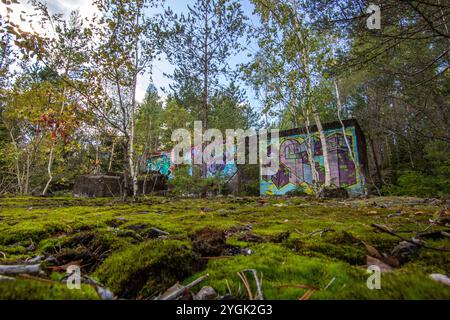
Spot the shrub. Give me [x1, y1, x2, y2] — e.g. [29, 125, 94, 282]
[382, 141, 450, 198]
[168, 165, 228, 197]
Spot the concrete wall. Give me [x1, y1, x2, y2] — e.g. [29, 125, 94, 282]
[260, 122, 367, 196]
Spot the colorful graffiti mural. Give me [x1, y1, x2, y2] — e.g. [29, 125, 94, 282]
[146, 120, 366, 195]
[146, 153, 174, 179]
[260, 125, 365, 196]
[146, 145, 238, 180]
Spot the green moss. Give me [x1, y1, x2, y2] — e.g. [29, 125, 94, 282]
[0, 195, 449, 300]
[0, 278, 99, 300]
[95, 239, 196, 299]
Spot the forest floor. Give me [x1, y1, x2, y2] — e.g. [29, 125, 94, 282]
[0, 195, 449, 300]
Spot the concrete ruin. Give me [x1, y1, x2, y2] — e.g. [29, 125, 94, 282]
[72, 119, 367, 197]
[72, 175, 122, 198]
[261, 119, 368, 195]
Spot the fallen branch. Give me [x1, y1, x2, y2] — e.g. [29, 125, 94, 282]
[371, 224, 450, 252]
[299, 288, 317, 300]
[0, 263, 41, 275]
[156, 274, 209, 300]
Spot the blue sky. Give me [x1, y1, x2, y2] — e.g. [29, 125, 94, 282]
[146, 0, 262, 111]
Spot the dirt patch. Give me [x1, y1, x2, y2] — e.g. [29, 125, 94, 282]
[190, 227, 254, 257]
[49, 231, 114, 272]
[190, 228, 226, 256]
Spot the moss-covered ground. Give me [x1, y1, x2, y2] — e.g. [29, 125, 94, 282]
[0, 195, 449, 300]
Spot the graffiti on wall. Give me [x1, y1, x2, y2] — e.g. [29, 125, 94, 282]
[146, 153, 174, 179]
[260, 127, 363, 195]
[147, 144, 238, 180]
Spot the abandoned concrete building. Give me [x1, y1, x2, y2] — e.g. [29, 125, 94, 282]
[73, 119, 368, 197]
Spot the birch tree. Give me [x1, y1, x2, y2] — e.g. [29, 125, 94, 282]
[92, 0, 162, 199]
[249, 0, 333, 189]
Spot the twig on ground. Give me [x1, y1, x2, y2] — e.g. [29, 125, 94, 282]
[324, 277, 336, 290]
[299, 288, 317, 300]
[156, 274, 209, 300]
[371, 223, 450, 252]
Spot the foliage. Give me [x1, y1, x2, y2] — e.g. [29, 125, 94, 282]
[168, 165, 228, 197]
[382, 141, 450, 198]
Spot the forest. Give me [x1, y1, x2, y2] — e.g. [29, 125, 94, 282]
[0, 0, 449, 301]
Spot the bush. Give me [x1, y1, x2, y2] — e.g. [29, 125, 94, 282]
[168, 165, 228, 197]
[382, 141, 450, 198]
[383, 171, 450, 198]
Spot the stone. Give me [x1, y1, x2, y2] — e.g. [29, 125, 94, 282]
[195, 286, 217, 300]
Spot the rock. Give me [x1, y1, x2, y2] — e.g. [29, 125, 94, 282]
[318, 187, 349, 199]
[147, 227, 170, 238]
[96, 286, 115, 300]
[195, 286, 217, 300]
[429, 274, 450, 287]
[390, 241, 420, 263]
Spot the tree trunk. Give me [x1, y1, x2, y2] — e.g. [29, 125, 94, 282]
[201, 7, 209, 180]
[291, 0, 331, 188]
[122, 141, 130, 202]
[312, 112, 331, 187]
[129, 8, 141, 199]
[368, 135, 383, 189]
[334, 79, 367, 195]
[108, 141, 115, 173]
[42, 144, 54, 196]
[24, 151, 30, 195]
[8, 127, 23, 194]
[42, 79, 67, 196]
